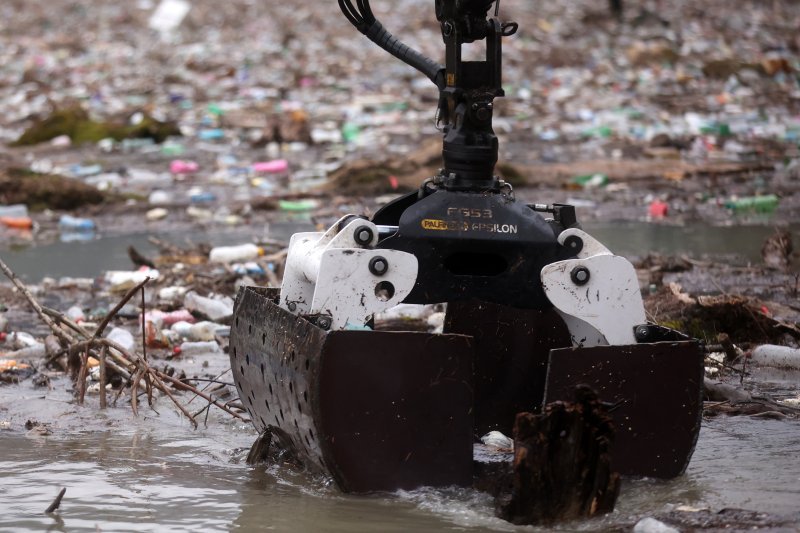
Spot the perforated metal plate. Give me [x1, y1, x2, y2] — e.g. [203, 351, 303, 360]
[230, 286, 476, 492]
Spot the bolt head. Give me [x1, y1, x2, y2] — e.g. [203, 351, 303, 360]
[369, 256, 389, 276]
[354, 225, 374, 246]
[570, 266, 591, 286]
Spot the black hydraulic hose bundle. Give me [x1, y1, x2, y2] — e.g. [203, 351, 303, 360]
[337, 0, 444, 86]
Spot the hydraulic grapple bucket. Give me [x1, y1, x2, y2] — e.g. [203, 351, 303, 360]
[231, 287, 704, 491]
[229, 0, 706, 495]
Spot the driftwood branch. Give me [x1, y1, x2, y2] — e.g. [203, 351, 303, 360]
[0, 260, 243, 427]
[44, 488, 67, 514]
[0, 256, 74, 345]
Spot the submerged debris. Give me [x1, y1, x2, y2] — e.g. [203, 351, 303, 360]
[496, 386, 619, 525]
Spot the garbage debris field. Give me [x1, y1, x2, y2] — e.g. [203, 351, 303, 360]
[1, 0, 800, 530]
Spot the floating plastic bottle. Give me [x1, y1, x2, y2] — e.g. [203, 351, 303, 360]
[232, 262, 266, 276]
[189, 191, 216, 204]
[751, 345, 800, 370]
[148, 190, 174, 205]
[198, 128, 225, 141]
[0, 204, 32, 229]
[105, 268, 160, 292]
[158, 286, 188, 301]
[170, 321, 194, 338]
[0, 216, 33, 229]
[170, 160, 199, 174]
[58, 215, 96, 232]
[188, 321, 229, 342]
[252, 159, 289, 174]
[570, 173, 609, 189]
[178, 341, 221, 356]
[184, 291, 234, 321]
[8, 331, 38, 350]
[724, 194, 779, 214]
[106, 327, 135, 355]
[278, 199, 319, 212]
[66, 306, 85, 323]
[209, 243, 263, 263]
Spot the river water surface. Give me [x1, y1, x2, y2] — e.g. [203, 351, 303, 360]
[2, 222, 800, 531]
[1, 412, 799, 532]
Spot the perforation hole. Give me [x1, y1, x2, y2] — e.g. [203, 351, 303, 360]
[265, 399, 270, 412]
[246, 354, 250, 365]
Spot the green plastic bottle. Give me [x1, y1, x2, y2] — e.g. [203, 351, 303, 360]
[724, 194, 779, 213]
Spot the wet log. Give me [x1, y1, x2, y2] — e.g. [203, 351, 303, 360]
[496, 386, 620, 525]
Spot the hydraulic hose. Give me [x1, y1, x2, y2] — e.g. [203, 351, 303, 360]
[338, 0, 444, 87]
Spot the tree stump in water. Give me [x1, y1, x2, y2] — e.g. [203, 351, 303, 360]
[497, 386, 620, 525]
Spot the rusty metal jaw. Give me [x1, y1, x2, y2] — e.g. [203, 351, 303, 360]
[280, 215, 419, 331]
[541, 228, 647, 347]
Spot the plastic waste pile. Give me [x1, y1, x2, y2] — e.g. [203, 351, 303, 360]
[0, 238, 293, 387]
[0, 0, 798, 239]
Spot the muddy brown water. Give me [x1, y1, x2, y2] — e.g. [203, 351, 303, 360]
[2, 222, 800, 530]
[1, 403, 799, 532]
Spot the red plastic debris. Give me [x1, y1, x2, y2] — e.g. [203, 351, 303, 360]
[649, 199, 669, 218]
[0, 332, 7, 342]
[388, 175, 399, 190]
[172, 346, 182, 356]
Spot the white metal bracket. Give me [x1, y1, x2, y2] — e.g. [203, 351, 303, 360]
[280, 216, 418, 330]
[541, 228, 646, 346]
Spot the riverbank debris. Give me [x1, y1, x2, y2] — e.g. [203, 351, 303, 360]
[0, 255, 248, 428]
